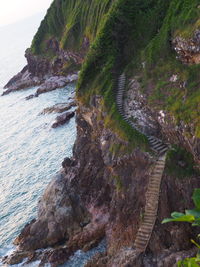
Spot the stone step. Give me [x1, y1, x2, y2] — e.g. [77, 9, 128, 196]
[149, 140, 162, 145]
[156, 146, 168, 152]
[152, 142, 166, 148]
[148, 182, 161, 187]
[143, 211, 157, 217]
[136, 234, 150, 241]
[143, 218, 155, 224]
[141, 217, 155, 223]
[149, 176, 163, 182]
[143, 216, 155, 223]
[135, 238, 148, 246]
[148, 181, 160, 185]
[146, 188, 160, 194]
[146, 193, 159, 198]
[137, 227, 153, 235]
[117, 73, 167, 253]
[150, 174, 162, 178]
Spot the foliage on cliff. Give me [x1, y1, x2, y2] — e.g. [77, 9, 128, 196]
[139, 0, 200, 137]
[163, 189, 200, 266]
[32, 0, 200, 145]
[31, 0, 114, 54]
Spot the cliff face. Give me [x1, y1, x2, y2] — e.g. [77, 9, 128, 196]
[5, 96, 200, 266]
[3, 0, 200, 266]
[3, 0, 113, 95]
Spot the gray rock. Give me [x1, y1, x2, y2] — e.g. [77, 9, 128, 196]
[51, 111, 75, 128]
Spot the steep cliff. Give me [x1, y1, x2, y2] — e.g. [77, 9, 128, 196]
[3, 0, 200, 266]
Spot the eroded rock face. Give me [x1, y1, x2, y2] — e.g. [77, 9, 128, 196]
[157, 112, 200, 165]
[2, 37, 83, 96]
[14, 171, 90, 251]
[4, 95, 200, 266]
[172, 30, 200, 64]
[124, 78, 160, 136]
[125, 77, 200, 165]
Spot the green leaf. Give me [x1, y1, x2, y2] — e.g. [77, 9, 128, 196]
[192, 189, 200, 210]
[186, 209, 200, 219]
[178, 257, 200, 267]
[162, 213, 195, 224]
[171, 212, 186, 218]
[191, 240, 200, 250]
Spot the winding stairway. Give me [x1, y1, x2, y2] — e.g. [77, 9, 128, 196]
[116, 73, 169, 253]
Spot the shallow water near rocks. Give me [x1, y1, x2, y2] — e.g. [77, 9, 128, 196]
[0, 85, 76, 259]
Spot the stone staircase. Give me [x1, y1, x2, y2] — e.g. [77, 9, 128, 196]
[116, 73, 168, 253]
[134, 153, 166, 252]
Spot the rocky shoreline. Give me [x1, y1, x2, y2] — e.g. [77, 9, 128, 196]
[2, 38, 82, 97]
[2, 73, 78, 98]
[2, 95, 200, 266]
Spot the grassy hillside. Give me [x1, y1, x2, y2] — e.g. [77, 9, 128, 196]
[31, 0, 114, 54]
[31, 0, 200, 148]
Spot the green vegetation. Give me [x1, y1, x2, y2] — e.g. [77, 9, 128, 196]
[138, 0, 200, 137]
[166, 145, 200, 179]
[77, 0, 171, 148]
[32, 0, 200, 150]
[31, 0, 113, 55]
[163, 189, 200, 225]
[163, 189, 200, 266]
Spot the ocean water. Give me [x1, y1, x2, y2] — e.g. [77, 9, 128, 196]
[0, 85, 76, 252]
[0, 13, 75, 264]
[0, 13, 106, 267]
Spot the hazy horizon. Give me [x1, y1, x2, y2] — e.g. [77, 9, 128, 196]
[0, 13, 46, 87]
[0, 0, 52, 27]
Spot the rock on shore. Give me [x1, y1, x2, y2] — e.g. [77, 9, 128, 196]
[51, 111, 75, 128]
[40, 101, 77, 115]
[3, 73, 78, 97]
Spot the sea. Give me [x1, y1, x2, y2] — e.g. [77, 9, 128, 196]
[0, 13, 105, 266]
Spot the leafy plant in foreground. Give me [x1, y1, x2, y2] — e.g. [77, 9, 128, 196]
[162, 189, 200, 266]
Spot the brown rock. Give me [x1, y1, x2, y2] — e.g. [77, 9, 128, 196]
[39, 248, 71, 267]
[51, 111, 75, 128]
[40, 101, 76, 114]
[15, 172, 90, 252]
[3, 251, 32, 265]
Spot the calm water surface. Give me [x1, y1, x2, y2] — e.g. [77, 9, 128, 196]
[0, 85, 76, 256]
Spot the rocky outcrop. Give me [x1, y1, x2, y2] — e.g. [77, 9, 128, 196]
[157, 111, 200, 165]
[2, 37, 84, 96]
[172, 30, 200, 64]
[124, 78, 160, 136]
[13, 171, 90, 251]
[125, 76, 200, 166]
[3, 94, 200, 266]
[2, 66, 41, 96]
[51, 111, 75, 128]
[40, 101, 76, 115]
[24, 74, 78, 100]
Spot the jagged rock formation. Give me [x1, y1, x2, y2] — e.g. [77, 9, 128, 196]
[172, 30, 200, 64]
[2, 47, 80, 96]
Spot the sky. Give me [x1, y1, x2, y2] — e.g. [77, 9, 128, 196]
[0, 0, 53, 27]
